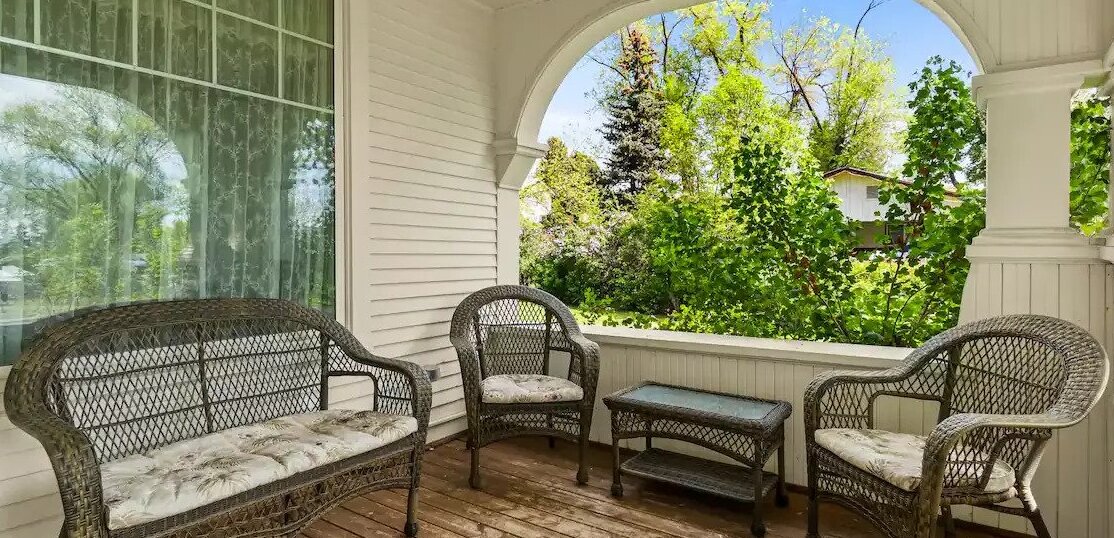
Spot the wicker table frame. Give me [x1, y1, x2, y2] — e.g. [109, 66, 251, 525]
[4, 298, 432, 538]
[604, 382, 792, 537]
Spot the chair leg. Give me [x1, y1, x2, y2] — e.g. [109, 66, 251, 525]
[806, 453, 819, 538]
[469, 445, 482, 489]
[576, 428, 590, 485]
[1028, 508, 1053, 538]
[806, 489, 819, 538]
[941, 505, 956, 538]
[405, 449, 421, 537]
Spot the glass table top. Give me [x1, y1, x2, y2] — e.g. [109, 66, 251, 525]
[619, 384, 778, 421]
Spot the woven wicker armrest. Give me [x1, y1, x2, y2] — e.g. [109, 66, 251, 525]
[921, 410, 1075, 492]
[4, 382, 110, 536]
[333, 350, 432, 426]
[566, 334, 599, 391]
[804, 362, 923, 433]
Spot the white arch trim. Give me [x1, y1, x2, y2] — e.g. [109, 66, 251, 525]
[502, 0, 991, 154]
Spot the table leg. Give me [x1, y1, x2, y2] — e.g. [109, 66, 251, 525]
[750, 458, 766, 537]
[645, 419, 653, 450]
[775, 441, 789, 507]
[610, 437, 624, 497]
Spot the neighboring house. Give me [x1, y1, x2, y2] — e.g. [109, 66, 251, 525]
[824, 166, 960, 250]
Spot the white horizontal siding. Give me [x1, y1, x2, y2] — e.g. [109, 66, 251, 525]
[354, 0, 495, 448]
[345, 0, 495, 492]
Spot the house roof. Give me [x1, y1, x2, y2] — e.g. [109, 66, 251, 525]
[823, 166, 960, 199]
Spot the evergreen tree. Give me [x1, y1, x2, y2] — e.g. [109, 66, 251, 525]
[600, 26, 665, 204]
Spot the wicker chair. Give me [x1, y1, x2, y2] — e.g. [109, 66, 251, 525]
[4, 298, 431, 538]
[450, 285, 600, 487]
[804, 314, 1109, 538]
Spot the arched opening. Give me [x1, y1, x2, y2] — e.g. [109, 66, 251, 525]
[516, 1, 1008, 348]
[510, 0, 990, 149]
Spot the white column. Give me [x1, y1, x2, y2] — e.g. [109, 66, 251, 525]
[494, 138, 547, 285]
[1103, 44, 1114, 538]
[961, 61, 1110, 538]
[966, 62, 1104, 261]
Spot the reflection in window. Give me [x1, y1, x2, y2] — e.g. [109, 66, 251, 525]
[0, 0, 335, 364]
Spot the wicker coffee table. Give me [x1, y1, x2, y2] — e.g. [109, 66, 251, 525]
[604, 382, 792, 537]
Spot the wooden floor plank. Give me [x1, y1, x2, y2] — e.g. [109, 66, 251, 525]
[344, 495, 465, 538]
[321, 507, 402, 538]
[416, 487, 559, 538]
[435, 440, 749, 537]
[367, 489, 512, 538]
[303, 520, 363, 538]
[422, 458, 670, 538]
[302, 436, 1005, 538]
[421, 472, 612, 538]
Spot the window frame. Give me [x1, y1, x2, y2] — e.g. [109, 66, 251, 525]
[0, 0, 350, 366]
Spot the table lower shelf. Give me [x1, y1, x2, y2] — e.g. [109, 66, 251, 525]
[620, 448, 778, 503]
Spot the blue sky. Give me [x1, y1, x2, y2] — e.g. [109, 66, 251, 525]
[538, 0, 978, 156]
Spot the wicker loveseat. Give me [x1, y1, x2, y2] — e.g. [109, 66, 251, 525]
[804, 314, 1109, 538]
[4, 298, 431, 538]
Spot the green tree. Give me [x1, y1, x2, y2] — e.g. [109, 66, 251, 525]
[870, 57, 985, 346]
[600, 26, 666, 203]
[725, 130, 858, 340]
[774, 7, 904, 172]
[520, 137, 610, 304]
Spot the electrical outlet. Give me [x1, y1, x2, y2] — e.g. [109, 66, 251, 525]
[424, 364, 440, 382]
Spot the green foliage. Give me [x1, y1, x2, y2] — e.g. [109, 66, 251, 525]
[520, 138, 611, 305]
[524, 6, 1112, 349]
[1070, 92, 1112, 235]
[865, 56, 986, 346]
[609, 184, 753, 314]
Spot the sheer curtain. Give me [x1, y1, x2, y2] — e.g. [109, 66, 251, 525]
[0, 0, 335, 364]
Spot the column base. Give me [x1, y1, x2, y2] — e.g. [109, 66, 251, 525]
[966, 227, 1100, 263]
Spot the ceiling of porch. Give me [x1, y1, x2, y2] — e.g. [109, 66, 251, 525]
[476, 0, 536, 10]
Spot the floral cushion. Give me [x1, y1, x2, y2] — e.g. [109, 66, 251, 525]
[481, 374, 583, 404]
[100, 409, 418, 530]
[814, 428, 1015, 493]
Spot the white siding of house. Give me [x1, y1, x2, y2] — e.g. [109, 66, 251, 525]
[346, 0, 495, 441]
[829, 175, 886, 223]
[0, 1, 495, 535]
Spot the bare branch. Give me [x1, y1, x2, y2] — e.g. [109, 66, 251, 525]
[586, 53, 627, 83]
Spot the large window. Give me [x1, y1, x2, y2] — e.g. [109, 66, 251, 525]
[0, 0, 335, 364]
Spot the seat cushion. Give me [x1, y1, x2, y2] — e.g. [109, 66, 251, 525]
[100, 409, 418, 530]
[481, 374, 583, 404]
[814, 428, 1015, 493]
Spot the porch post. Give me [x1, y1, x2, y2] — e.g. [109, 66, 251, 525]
[1103, 45, 1114, 538]
[495, 138, 548, 285]
[963, 62, 1107, 325]
[961, 60, 1110, 536]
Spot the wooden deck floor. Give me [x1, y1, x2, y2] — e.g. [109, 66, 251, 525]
[300, 438, 1005, 538]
